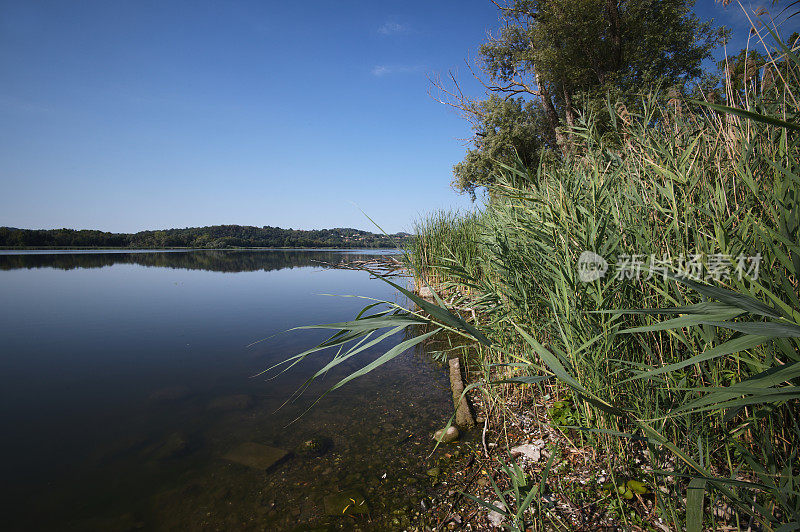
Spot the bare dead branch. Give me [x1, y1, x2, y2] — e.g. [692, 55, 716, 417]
[427, 70, 485, 127]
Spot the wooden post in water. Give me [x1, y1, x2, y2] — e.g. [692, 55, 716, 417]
[448, 357, 475, 430]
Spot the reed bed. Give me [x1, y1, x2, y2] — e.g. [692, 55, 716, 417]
[276, 24, 799, 531]
[403, 26, 800, 530]
[405, 209, 486, 292]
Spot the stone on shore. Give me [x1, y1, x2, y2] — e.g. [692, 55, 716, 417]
[208, 394, 253, 411]
[510, 443, 542, 462]
[418, 285, 435, 299]
[433, 426, 459, 444]
[487, 500, 507, 527]
[223, 442, 288, 470]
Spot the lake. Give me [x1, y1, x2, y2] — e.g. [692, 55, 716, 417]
[0, 249, 454, 530]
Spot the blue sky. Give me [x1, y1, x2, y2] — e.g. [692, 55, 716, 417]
[704, 0, 799, 60]
[0, 0, 795, 233]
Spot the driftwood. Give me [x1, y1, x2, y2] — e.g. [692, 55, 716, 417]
[314, 256, 407, 278]
[449, 357, 475, 430]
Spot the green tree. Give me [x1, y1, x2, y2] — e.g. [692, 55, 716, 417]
[453, 95, 550, 197]
[437, 0, 728, 194]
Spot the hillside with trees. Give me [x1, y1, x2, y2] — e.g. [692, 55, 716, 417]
[0, 225, 411, 249]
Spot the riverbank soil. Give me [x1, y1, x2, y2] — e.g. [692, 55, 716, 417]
[408, 388, 681, 532]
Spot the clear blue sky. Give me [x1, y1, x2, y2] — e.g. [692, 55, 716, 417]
[0, 1, 794, 233]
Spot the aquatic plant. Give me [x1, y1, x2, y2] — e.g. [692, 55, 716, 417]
[271, 19, 800, 531]
[404, 208, 485, 293]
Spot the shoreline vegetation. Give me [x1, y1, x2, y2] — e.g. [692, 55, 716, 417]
[0, 225, 412, 250]
[273, 10, 800, 532]
[404, 39, 800, 532]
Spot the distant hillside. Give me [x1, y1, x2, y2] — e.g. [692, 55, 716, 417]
[0, 225, 412, 249]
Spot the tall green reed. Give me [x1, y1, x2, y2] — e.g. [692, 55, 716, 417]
[432, 23, 799, 528]
[270, 20, 799, 531]
[405, 209, 485, 292]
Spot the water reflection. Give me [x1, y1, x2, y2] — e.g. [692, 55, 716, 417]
[0, 250, 452, 531]
[0, 248, 394, 272]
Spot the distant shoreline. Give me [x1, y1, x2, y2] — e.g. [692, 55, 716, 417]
[0, 246, 398, 250]
[0, 225, 412, 249]
[0, 246, 402, 253]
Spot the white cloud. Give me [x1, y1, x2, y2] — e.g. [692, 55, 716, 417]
[370, 64, 422, 77]
[377, 21, 409, 35]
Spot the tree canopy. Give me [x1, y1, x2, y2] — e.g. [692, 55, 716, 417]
[452, 95, 550, 196]
[440, 0, 729, 195]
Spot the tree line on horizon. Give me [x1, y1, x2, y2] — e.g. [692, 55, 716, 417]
[0, 225, 411, 249]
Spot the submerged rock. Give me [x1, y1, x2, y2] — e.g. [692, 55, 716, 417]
[323, 490, 368, 516]
[223, 442, 288, 470]
[148, 386, 190, 402]
[433, 426, 459, 444]
[147, 432, 188, 460]
[104, 434, 150, 459]
[74, 512, 146, 531]
[208, 394, 253, 412]
[296, 436, 332, 456]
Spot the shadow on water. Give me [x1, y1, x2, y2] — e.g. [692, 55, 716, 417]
[0, 250, 461, 530]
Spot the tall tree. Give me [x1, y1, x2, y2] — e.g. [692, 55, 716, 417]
[437, 0, 728, 195]
[452, 95, 550, 197]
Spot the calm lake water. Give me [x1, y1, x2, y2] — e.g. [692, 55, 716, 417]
[0, 249, 454, 531]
